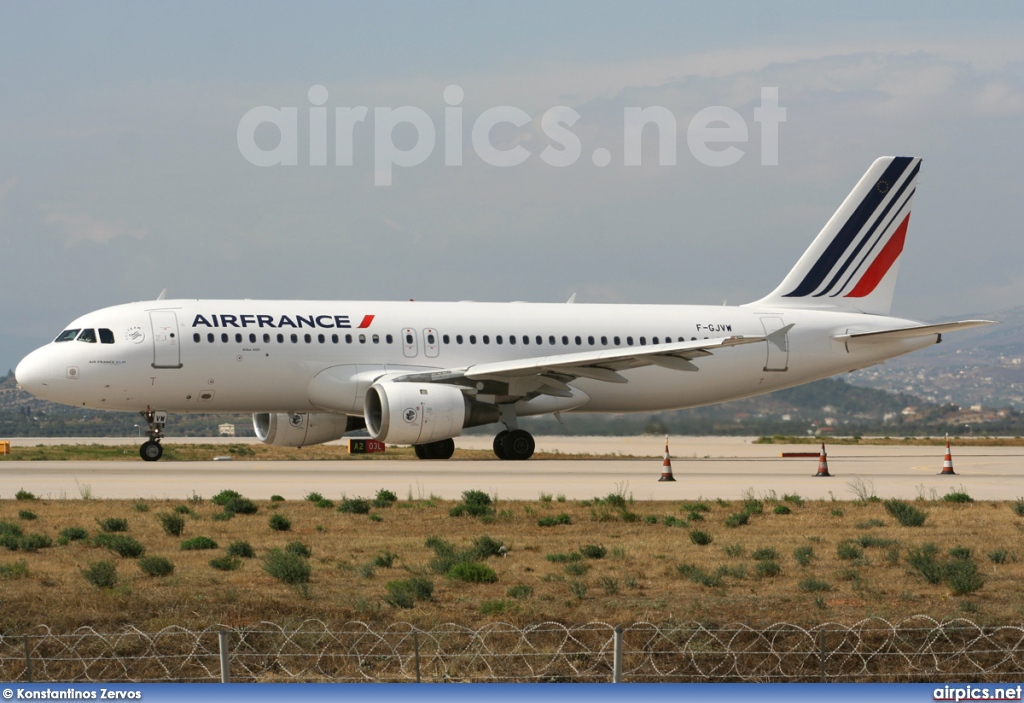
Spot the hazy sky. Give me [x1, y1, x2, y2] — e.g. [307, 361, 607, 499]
[2, 1, 1023, 372]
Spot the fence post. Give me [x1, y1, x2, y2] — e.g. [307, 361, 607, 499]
[818, 629, 826, 683]
[23, 635, 33, 683]
[612, 626, 624, 683]
[413, 631, 421, 683]
[218, 630, 231, 683]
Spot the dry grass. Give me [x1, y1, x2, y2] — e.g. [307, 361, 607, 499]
[1, 491, 1023, 633]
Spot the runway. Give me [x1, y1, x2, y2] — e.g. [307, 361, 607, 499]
[2, 436, 1021, 501]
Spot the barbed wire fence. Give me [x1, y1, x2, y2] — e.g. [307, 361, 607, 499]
[3, 617, 1024, 683]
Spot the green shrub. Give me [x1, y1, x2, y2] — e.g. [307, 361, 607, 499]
[943, 490, 973, 503]
[752, 547, 778, 561]
[268, 514, 291, 531]
[226, 541, 256, 558]
[682, 501, 711, 513]
[384, 577, 433, 608]
[374, 489, 398, 508]
[1013, 500, 1024, 517]
[856, 519, 886, 529]
[537, 513, 571, 527]
[212, 489, 243, 505]
[884, 499, 927, 527]
[507, 584, 533, 600]
[799, 578, 831, 592]
[830, 508, 844, 518]
[17, 534, 52, 552]
[337, 498, 372, 515]
[133, 502, 149, 513]
[988, 549, 1010, 564]
[773, 505, 791, 515]
[470, 535, 505, 559]
[723, 543, 744, 558]
[270, 495, 285, 503]
[724, 512, 750, 528]
[209, 556, 242, 571]
[284, 541, 311, 558]
[0, 559, 30, 579]
[15, 489, 36, 501]
[569, 580, 588, 599]
[755, 560, 781, 578]
[689, 530, 713, 546]
[677, 563, 723, 587]
[224, 497, 258, 515]
[447, 561, 498, 583]
[793, 545, 815, 566]
[94, 533, 145, 558]
[262, 548, 311, 584]
[173, 505, 192, 515]
[782, 493, 804, 507]
[305, 491, 324, 503]
[687, 511, 705, 522]
[97, 517, 129, 533]
[82, 560, 118, 588]
[564, 561, 590, 576]
[944, 558, 984, 596]
[180, 536, 218, 551]
[0, 521, 23, 538]
[858, 535, 898, 549]
[580, 544, 608, 559]
[480, 599, 512, 615]
[157, 512, 186, 537]
[462, 490, 492, 507]
[373, 551, 398, 568]
[57, 526, 88, 545]
[742, 498, 764, 516]
[18, 510, 37, 521]
[137, 555, 174, 577]
[907, 543, 943, 584]
[837, 541, 864, 560]
[949, 546, 972, 561]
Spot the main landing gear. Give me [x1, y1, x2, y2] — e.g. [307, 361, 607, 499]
[139, 410, 167, 462]
[493, 429, 536, 461]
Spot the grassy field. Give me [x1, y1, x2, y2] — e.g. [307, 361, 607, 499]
[2, 485, 1023, 634]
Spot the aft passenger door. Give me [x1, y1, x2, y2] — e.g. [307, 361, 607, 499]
[150, 311, 183, 369]
[402, 328, 418, 358]
[423, 328, 439, 358]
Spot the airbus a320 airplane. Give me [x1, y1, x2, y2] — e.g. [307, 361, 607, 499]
[15, 157, 992, 461]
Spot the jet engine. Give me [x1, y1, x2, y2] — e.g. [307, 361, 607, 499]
[364, 381, 498, 444]
[253, 412, 364, 447]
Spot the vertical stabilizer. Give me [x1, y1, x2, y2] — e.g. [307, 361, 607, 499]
[749, 156, 921, 315]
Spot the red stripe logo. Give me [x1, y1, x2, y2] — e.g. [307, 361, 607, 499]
[845, 213, 910, 298]
[357, 315, 375, 329]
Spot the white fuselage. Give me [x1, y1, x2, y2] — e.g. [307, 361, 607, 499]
[14, 299, 935, 418]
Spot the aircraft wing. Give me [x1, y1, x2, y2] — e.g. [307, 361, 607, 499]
[832, 320, 995, 345]
[393, 335, 768, 398]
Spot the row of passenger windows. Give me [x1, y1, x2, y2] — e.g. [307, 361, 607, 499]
[194, 332, 394, 345]
[54, 328, 115, 344]
[193, 331, 704, 347]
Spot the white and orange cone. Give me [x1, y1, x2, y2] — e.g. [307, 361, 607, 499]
[814, 443, 831, 477]
[939, 435, 956, 475]
[659, 435, 676, 482]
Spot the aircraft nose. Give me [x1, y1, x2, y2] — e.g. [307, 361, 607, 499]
[15, 347, 52, 395]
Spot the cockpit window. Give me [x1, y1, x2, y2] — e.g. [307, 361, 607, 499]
[54, 329, 80, 343]
[77, 329, 97, 343]
[99, 328, 115, 344]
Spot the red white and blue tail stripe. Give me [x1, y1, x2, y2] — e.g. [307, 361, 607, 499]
[751, 156, 921, 315]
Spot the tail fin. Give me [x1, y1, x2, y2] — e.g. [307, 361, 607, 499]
[749, 156, 921, 315]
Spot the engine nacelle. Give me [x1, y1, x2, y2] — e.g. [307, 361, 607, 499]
[253, 412, 364, 447]
[365, 381, 498, 444]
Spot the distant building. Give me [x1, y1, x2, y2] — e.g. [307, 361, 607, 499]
[218, 423, 236, 437]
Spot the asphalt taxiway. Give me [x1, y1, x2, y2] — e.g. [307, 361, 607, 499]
[2, 436, 1020, 501]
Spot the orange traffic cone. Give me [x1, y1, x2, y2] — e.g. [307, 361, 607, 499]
[814, 443, 831, 477]
[939, 435, 956, 475]
[659, 435, 676, 482]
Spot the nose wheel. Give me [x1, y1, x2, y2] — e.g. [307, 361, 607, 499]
[140, 440, 163, 462]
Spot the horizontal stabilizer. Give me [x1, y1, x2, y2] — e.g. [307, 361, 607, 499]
[832, 320, 995, 344]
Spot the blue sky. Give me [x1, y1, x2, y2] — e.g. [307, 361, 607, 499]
[2, 1, 1023, 372]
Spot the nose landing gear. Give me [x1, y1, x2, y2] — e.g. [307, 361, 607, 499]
[139, 410, 167, 462]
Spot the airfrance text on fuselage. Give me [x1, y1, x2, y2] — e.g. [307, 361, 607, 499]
[192, 314, 374, 329]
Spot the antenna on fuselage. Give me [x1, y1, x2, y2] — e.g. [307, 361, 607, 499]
[566, 293, 576, 304]
[156, 288, 167, 301]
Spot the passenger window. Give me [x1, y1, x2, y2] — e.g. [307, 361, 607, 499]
[640, 337, 646, 346]
[372, 334, 380, 344]
[193, 333, 201, 343]
[208, 333, 215, 343]
[332, 334, 339, 343]
[456, 335, 464, 344]
[469, 335, 477, 344]
[626, 336, 634, 346]
[549, 335, 556, 345]
[77, 329, 97, 343]
[562, 336, 569, 345]
[427, 333, 436, 344]
[601, 336, 608, 345]
[236, 333, 243, 343]
[290, 334, 298, 343]
[318, 334, 325, 343]
[55, 329, 81, 343]
[264, 333, 271, 343]
[345, 334, 352, 343]
[522, 336, 528, 346]
[99, 328, 115, 344]
[495, 335, 502, 345]
[304, 334, 311, 343]
[653, 337, 659, 344]
[359, 334, 366, 343]
[405, 333, 413, 344]
[587, 336, 594, 345]
[614, 336, 621, 345]
[221, 333, 229, 343]
[277, 334, 284, 343]
[575, 336, 582, 345]
[442, 334, 449, 344]
[250, 333, 257, 343]
[510, 335, 516, 345]
[536, 336, 542, 345]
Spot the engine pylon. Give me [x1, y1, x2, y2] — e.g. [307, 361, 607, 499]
[659, 435, 676, 482]
[939, 435, 956, 475]
[814, 443, 831, 477]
